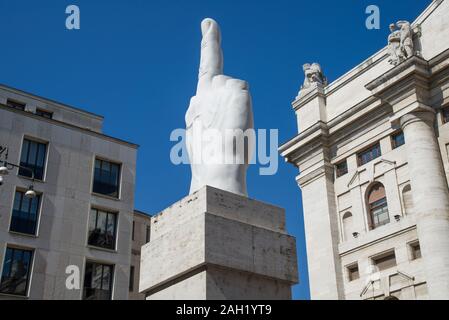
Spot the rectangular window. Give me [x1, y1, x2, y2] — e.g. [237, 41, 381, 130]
[129, 266, 135, 291]
[146, 226, 151, 243]
[357, 143, 381, 166]
[83, 262, 114, 300]
[335, 160, 348, 178]
[132, 221, 135, 241]
[0, 247, 33, 296]
[6, 99, 25, 111]
[373, 251, 397, 272]
[35, 109, 53, 119]
[10, 191, 41, 235]
[93, 159, 121, 198]
[88, 208, 117, 250]
[410, 242, 422, 260]
[391, 131, 405, 149]
[370, 198, 390, 229]
[347, 264, 359, 282]
[443, 108, 449, 124]
[19, 139, 47, 180]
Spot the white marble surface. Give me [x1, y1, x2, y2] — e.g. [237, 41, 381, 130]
[186, 18, 254, 197]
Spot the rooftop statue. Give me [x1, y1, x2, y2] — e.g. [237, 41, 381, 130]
[297, 63, 327, 98]
[388, 20, 415, 66]
[185, 18, 254, 197]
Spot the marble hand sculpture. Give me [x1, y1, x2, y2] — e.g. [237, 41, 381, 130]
[185, 18, 254, 197]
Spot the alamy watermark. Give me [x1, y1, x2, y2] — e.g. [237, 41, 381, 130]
[66, 5, 80, 30]
[366, 5, 380, 30]
[170, 122, 279, 176]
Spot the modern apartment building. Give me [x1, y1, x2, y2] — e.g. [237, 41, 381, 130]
[0, 83, 140, 299]
[280, 0, 449, 300]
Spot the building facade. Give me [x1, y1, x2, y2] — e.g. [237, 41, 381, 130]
[129, 210, 151, 300]
[0, 84, 141, 299]
[280, 0, 449, 300]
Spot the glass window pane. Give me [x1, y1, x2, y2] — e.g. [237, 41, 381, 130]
[102, 265, 111, 291]
[19, 139, 46, 180]
[106, 213, 116, 238]
[83, 262, 113, 300]
[37, 144, 46, 167]
[1, 248, 13, 278]
[13, 191, 22, 211]
[358, 143, 382, 166]
[88, 209, 116, 250]
[92, 159, 120, 198]
[92, 265, 103, 289]
[90, 209, 98, 231]
[0, 248, 33, 296]
[97, 211, 107, 234]
[20, 140, 29, 164]
[10, 192, 40, 235]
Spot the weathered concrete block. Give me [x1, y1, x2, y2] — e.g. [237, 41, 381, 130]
[139, 186, 298, 300]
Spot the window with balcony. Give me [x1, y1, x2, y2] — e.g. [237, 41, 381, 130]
[19, 138, 47, 180]
[391, 131, 405, 149]
[10, 190, 41, 235]
[83, 262, 113, 300]
[335, 160, 348, 178]
[357, 143, 381, 166]
[367, 183, 390, 230]
[0, 247, 33, 296]
[88, 208, 117, 250]
[93, 159, 121, 198]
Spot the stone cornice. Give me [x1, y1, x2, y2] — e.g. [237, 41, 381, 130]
[0, 83, 104, 120]
[279, 121, 329, 166]
[296, 163, 334, 188]
[281, 46, 449, 168]
[0, 104, 139, 149]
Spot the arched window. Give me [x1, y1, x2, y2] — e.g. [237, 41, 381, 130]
[367, 183, 390, 230]
[402, 184, 414, 215]
[342, 212, 353, 241]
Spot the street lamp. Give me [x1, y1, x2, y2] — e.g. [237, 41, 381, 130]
[0, 145, 36, 198]
[0, 165, 8, 175]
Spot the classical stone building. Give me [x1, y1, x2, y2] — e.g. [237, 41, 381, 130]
[0, 83, 149, 299]
[280, 0, 449, 300]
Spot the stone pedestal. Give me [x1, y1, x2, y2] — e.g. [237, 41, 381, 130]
[139, 186, 298, 300]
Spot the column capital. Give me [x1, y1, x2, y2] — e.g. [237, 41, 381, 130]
[389, 102, 436, 128]
[399, 109, 436, 130]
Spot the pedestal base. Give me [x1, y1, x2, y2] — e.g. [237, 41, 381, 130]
[139, 186, 298, 300]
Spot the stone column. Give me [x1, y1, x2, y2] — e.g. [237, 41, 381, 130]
[299, 165, 345, 300]
[400, 111, 449, 299]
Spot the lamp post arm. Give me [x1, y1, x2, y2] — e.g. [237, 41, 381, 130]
[2, 160, 35, 181]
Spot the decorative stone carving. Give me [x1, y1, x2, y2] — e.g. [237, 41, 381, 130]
[297, 63, 327, 97]
[185, 18, 254, 197]
[388, 20, 415, 66]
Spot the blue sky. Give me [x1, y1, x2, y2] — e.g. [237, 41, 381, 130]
[0, 0, 430, 299]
